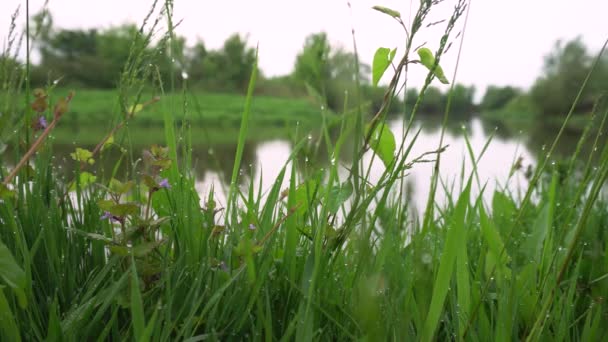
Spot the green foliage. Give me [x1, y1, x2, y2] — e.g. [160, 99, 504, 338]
[186, 34, 256, 91]
[372, 5, 401, 19]
[293, 32, 332, 97]
[417, 47, 449, 84]
[0, 239, 27, 308]
[372, 47, 396, 86]
[366, 122, 396, 167]
[530, 38, 608, 116]
[3, 1, 608, 341]
[480, 85, 521, 111]
[292, 32, 378, 111]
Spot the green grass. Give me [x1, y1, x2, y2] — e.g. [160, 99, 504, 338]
[2, 0, 608, 340]
[55, 88, 329, 126]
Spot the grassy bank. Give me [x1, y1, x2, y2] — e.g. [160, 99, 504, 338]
[1, 0, 608, 341]
[13, 88, 330, 127]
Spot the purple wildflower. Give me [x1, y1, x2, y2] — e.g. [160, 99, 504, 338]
[158, 178, 171, 189]
[38, 116, 48, 129]
[248, 223, 256, 230]
[101, 211, 121, 223]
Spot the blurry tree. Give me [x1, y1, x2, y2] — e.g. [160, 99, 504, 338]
[530, 38, 603, 116]
[221, 34, 256, 90]
[293, 32, 332, 97]
[293, 33, 380, 111]
[419, 86, 444, 114]
[480, 86, 521, 111]
[35, 23, 146, 87]
[185, 34, 255, 91]
[185, 41, 208, 83]
[449, 84, 476, 113]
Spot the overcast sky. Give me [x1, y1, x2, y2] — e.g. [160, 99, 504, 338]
[1, 0, 607, 94]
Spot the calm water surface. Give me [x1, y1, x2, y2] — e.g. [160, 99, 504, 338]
[16, 114, 592, 214]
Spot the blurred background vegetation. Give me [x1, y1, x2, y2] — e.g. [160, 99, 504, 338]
[2, 10, 607, 124]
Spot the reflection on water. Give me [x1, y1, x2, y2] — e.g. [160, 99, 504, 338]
[7, 114, 601, 214]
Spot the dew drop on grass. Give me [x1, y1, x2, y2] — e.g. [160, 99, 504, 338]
[181, 71, 189, 79]
[208, 148, 214, 155]
[421, 253, 432, 264]
[307, 134, 312, 140]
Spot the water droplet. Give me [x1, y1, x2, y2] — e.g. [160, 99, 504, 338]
[307, 134, 312, 140]
[181, 71, 189, 79]
[52, 79, 60, 85]
[208, 148, 214, 155]
[422, 253, 432, 264]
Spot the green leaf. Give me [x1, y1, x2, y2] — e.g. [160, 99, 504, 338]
[142, 175, 157, 190]
[0, 239, 27, 308]
[372, 5, 401, 19]
[326, 182, 353, 214]
[130, 260, 145, 339]
[422, 180, 471, 340]
[294, 179, 320, 217]
[98, 200, 139, 217]
[109, 245, 129, 256]
[101, 135, 114, 151]
[132, 240, 165, 257]
[128, 104, 144, 115]
[54, 97, 69, 116]
[372, 47, 397, 86]
[479, 206, 511, 278]
[109, 178, 134, 195]
[70, 172, 97, 191]
[0, 287, 21, 342]
[108, 203, 139, 217]
[66, 228, 115, 244]
[0, 184, 16, 200]
[365, 122, 396, 168]
[97, 199, 115, 212]
[417, 47, 449, 84]
[70, 147, 94, 164]
[46, 297, 63, 342]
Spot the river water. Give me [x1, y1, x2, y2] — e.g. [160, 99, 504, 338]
[10, 114, 593, 214]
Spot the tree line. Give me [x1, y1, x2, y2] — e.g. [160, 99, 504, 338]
[479, 38, 608, 119]
[0, 11, 478, 115]
[5, 11, 602, 119]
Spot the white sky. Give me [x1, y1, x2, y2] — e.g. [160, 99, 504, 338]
[1, 0, 607, 94]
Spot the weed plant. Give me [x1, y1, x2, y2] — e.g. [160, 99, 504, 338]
[0, 0, 607, 341]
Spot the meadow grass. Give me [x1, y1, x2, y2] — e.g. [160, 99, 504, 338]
[30, 88, 330, 127]
[1, 0, 608, 341]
